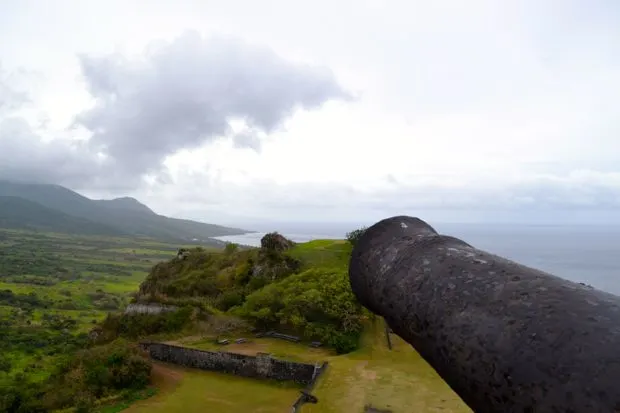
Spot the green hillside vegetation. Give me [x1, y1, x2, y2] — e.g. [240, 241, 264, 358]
[0, 180, 249, 241]
[129, 233, 364, 353]
[0, 196, 121, 235]
[0, 229, 184, 412]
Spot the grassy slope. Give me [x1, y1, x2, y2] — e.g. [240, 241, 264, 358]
[303, 319, 471, 413]
[124, 362, 301, 413]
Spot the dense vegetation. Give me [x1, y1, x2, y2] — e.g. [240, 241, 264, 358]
[0, 229, 185, 412]
[0, 224, 368, 411]
[134, 233, 366, 353]
[0, 180, 248, 240]
[237, 268, 364, 353]
[0, 340, 152, 413]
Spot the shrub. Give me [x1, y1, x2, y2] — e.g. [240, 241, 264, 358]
[346, 226, 368, 247]
[238, 268, 364, 353]
[0, 341, 152, 412]
[42, 340, 152, 410]
[216, 290, 245, 311]
[98, 307, 193, 341]
[224, 242, 239, 254]
[328, 331, 361, 354]
[260, 232, 294, 252]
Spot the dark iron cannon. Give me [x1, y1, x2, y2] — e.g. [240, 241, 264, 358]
[349, 216, 620, 413]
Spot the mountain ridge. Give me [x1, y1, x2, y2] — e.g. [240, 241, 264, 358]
[0, 180, 250, 241]
[0, 196, 125, 235]
[94, 197, 156, 215]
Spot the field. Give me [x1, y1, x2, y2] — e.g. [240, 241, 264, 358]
[124, 362, 302, 413]
[0, 228, 193, 381]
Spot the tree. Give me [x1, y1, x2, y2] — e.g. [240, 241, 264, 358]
[238, 268, 365, 353]
[346, 227, 367, 247]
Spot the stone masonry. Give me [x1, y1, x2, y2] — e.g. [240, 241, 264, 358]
[141, 342, 317, 385]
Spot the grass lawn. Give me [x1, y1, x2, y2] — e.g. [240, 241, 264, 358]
[171, 335, 334, 363]
[141, 318, 470, 413]
[301, 318, 472, 413]
[124, 362, 301, 413]
[288, 239, 352, 270]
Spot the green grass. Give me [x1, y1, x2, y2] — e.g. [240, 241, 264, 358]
[288, 239, 352, 270]
[302, 318, 471, 413]
[124, 363, 301, 413]
[96, 388, 159, 413]
[172, 335, 334, 363]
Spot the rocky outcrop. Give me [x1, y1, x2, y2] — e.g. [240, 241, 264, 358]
[260, 232, 294, 252]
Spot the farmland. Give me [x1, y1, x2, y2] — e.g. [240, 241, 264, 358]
[0, 228, 189, 383]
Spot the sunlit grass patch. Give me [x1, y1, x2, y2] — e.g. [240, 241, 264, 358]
[301, 319, 472, 413]
[124, 363, 300, 413]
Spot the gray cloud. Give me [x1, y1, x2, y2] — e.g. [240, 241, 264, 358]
[0, 117, 102, 186]
[75, 31, 350, 180]
[0, 66, 29, 115]
[0, 67, 96, 186]
[0, 32, 349, 189]
[232, 131, 262, 152]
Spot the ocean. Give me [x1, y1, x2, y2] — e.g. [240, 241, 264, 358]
[214, 223, 620, 296]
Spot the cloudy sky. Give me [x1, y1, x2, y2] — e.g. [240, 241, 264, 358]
[0, 0, 619, 228]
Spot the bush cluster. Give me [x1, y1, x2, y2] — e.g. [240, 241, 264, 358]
[0, 340, 152, 413]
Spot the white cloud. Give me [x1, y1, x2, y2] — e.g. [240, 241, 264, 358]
[1, 0, 619, 224]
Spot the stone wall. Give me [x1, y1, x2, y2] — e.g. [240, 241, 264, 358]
[290, 360, 328, 412]
[124, 303, 178, 315]
[141, 342, 317, 385]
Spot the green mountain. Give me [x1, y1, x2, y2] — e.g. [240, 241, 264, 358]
[0, 180, 249, 240]
[0, 196, 122, 235]
[94, 197, 156, 215]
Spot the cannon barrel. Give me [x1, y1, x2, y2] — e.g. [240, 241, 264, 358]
[349, 216, 620, 413]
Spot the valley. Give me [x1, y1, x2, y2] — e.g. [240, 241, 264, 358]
[0, 228, 187, 384]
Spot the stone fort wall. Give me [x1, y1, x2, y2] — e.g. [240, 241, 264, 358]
[140, 342, 320, 385]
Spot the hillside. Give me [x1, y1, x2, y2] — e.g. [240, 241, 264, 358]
[94, 197, 156, 215]
[0, 180, 249, 241]
[0, 196, 123, 235]
[105, 235, 470, 412]
[131, 234, 363, 352]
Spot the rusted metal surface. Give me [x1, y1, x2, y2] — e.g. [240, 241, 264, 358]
[349, 216, 620, 413]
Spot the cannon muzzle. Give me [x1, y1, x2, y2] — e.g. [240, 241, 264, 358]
[349, 216, 620, 413]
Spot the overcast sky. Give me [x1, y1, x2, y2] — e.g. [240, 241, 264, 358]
[0, 0, 619, 228]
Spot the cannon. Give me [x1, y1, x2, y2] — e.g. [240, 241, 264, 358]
[349, 216, 620, 413]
